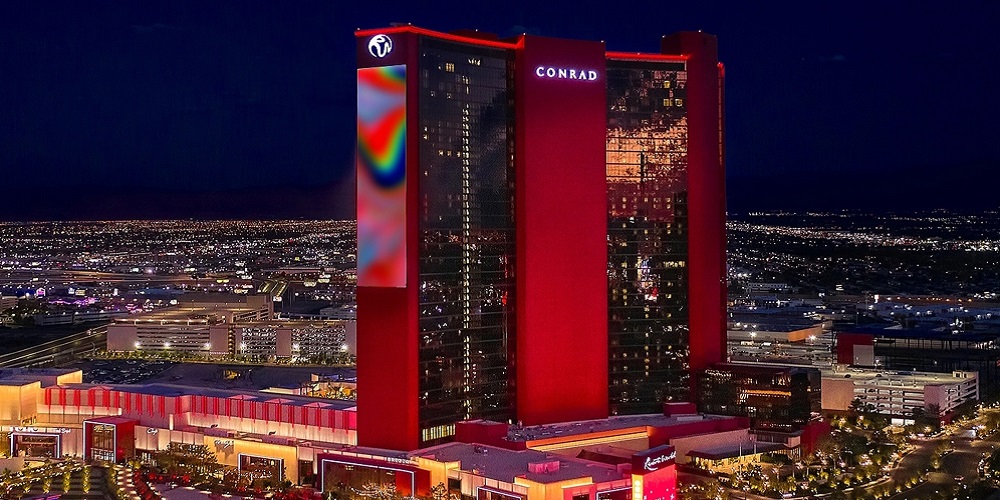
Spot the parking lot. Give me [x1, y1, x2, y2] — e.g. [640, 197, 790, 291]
[67, 358, 176, 384]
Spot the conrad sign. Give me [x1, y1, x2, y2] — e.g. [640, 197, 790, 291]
[534, 66, 599, 81]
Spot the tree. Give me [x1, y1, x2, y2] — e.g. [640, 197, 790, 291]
[355, 482, 400, 500]
[152, 443, 221, 483]
[430, 483, 447, 500]
[701, 479, 729, 500]
[848, 398, 887, 429]
[909, 405, 940, 434]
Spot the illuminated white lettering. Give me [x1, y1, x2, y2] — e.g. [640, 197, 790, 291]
[11, 426, 72, 434]
[643, 451, 676, 471]
[533, 66, 600, 82]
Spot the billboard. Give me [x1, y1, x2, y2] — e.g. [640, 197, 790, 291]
[357, 64, 407, 287]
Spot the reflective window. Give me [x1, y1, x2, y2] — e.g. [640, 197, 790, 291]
[606, 61, 690, 414]
[417, 37, 516, 445]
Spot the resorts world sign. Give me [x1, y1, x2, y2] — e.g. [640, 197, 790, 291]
[643, 451, 677, 471]
[534, 66, 599, 81]
[631, 444, 677, 474]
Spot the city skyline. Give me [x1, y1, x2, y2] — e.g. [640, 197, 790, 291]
[2, 5, 1000, 498]
[3, 1, 999, 220]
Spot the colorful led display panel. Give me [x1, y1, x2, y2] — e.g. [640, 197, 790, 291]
[357, 65, 406, 287]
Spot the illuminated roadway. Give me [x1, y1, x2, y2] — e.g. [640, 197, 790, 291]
[1, 269, 247, 285]
[0, 324, 107, 368]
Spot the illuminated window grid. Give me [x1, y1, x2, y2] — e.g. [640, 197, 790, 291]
[606, 62, 691, 414]
[416, 37, 515, 445]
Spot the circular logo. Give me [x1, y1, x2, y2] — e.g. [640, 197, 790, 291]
[368, 34, 393, 58]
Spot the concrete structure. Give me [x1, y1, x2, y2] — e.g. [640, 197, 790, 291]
[821, 366, 978, 419]
[104, 294, 355, 360]
[0, 296, 17, 313]
[108, 319, 355, 360]
[727, 322, 824, 343]
[33, 310, 129, 325]
[745, 282, 793, 294]
[0, 367, 355, 481]
[234, 322, 355, 360]
[837, 326, 1000, 394]
[316, 303, 357, 320]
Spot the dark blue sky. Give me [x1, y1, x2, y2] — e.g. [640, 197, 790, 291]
[2, 1, 998, 219]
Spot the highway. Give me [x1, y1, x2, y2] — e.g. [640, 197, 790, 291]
[0, 324, 107, 368]
[1, 268, 253, 285]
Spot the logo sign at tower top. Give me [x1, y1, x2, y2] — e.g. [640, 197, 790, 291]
[368, 35, 393, 58]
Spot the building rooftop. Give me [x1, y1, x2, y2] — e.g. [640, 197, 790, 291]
[114, 305, 264, 325]
[53, 383, 357, 410]
[412, 442, 627, 484]
[845, 325, 1000, 342]
[710, 363, 817, 376]
[0, 379, 40, 387]
[822, 367, 977, 387]
[0, 368, 80, 378]
[507, 413, 738, 443]
[85, 415, 138, 425]
[0, 368, 82, 387]
[176, 293, 269, 305]
[687, 441, 784, 461]
[729, 322, 819, 333]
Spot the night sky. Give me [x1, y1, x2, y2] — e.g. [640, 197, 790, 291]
[2, 1, 998, 220]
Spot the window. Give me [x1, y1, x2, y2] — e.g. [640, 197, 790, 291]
[421, 424, 456, 442]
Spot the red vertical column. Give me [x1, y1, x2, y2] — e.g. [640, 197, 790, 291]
[355, 31, 420, 451]
[661, 33, 726, 386]
[515, 35, 609, 425]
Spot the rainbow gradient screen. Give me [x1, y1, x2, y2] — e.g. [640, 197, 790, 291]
[357, 65, 406, 287]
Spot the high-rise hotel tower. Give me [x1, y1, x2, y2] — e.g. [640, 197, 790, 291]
[356, 26, 725, 451]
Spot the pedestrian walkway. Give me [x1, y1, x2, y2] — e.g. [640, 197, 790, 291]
[113, 466, 143, 500]
[151, 484, 212, 500]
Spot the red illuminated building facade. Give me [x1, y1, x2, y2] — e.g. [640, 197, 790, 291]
[2, 367, 760, 500]
[356, 26, 726, 452]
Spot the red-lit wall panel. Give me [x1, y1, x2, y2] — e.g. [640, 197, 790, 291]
[515, 35, 609, 425]
[835, 333, 875, 365]
[661, 33, 726, 383]
[356, 31, 421, 451]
